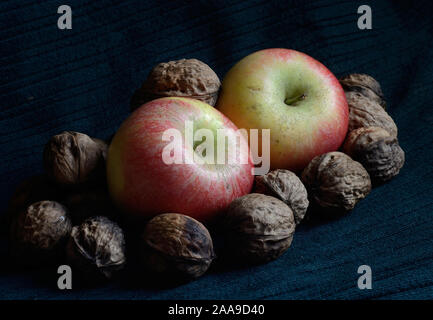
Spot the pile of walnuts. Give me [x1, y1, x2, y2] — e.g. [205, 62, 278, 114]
[6, 57, 404, 287]
[8, 131, 127, 280]
[340, 74, 405, 184]
[299, 74, 404, 216]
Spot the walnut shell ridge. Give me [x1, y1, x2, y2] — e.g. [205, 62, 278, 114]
[343, 127, 405, 183]
[223, 193, 296, 264]
[254, 169, 309, 224]
[66, 216, 126, 280]
[140, 213, 215, 281]
[10, 201, 72, 265]
[345, 91, 398, 137]
[43, 131, 108, 186]
[301, 152, 371, 212]
[340, 73, 386, 109]
[132, 59, 221, 110]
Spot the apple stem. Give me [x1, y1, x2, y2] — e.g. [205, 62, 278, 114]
[285, 93, 306, 106]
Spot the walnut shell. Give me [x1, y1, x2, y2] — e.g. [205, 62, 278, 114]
[66, 216, 126, 280]
[254, 169, 309, 224]
[140, 213, 215, 282]
[43, 131, 108, 186]
[10, 201, 72, 266]
[343, 127, 405, 183]
[223, 193, 296, 264]
[301, 152, 371, 212]
[340, 74, 386, 109]
[346, 91, 398, 137]
[131, 58, 220, 111]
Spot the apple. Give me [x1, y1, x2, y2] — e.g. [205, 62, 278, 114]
[216, 48, 349, 171]
[106, 97, 254, 222]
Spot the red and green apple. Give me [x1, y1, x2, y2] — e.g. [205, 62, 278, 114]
[216, 48, 349, 171]
[106, 97, 254, 222]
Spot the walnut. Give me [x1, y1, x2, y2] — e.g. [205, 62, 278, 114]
[340, 74, 386, 109]
[9, 201, 72, 266]
[343, 127, 405, 184]
[43, 131, 108, 186]
[254, 169, 309, 224]
[223, 193, 296, 264]
[140, 213, 215, 283]
[345, 91, 398, 137]
[66, 216, 126, 281]
[301, 152, 371, 212]
[131, 58, 220, 111]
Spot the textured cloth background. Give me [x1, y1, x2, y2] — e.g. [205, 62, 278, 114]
[1, 0, 433, 299]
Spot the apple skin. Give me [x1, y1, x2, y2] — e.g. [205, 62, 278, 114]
[106, 97, 254, 222]
[216, 48, 349, 171]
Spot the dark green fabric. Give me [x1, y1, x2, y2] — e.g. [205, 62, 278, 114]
[1, 0, 432, 299]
